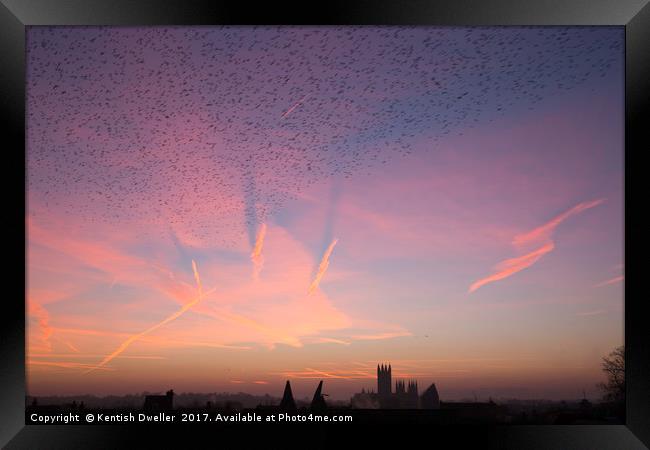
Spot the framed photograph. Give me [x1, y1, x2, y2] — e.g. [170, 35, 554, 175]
[2, 1, 648, 448]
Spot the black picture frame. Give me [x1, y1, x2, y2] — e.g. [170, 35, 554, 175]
[2, 1, 648, 448]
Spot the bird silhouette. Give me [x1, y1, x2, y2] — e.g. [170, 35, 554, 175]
[26, 26, 622, 248]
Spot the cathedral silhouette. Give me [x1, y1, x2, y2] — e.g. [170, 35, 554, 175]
[351, 363, 440, 409]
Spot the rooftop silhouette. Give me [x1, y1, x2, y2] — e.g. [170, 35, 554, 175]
[279, 380, 297, 413]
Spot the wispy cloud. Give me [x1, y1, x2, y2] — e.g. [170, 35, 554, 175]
[280, 93, 310, 119]
[349, 331, 412, 340]
[275, 368, 375, 380]
[250, 223, 267, 282]
[469, 242, 555, 293]
[275, 364, 425, 380]
[30, 353, 166, 360]
[28, 303, 54, 352]
[306, 337, 351, 346]
[59, 338, 80, 353]
[192, 259, 203, 295]
[576, 309, 606, 316]
[470, 199, 604, 293]
[51, 327, 134, 338]
[28, 360, 116, 371]
[512, 199, 604, 248]
[308, 238, 338, 294]
[594, 275, 624, 288]
[85, 260, 210, 374]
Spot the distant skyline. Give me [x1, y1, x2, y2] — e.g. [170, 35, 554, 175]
[27, 26, 623, 401]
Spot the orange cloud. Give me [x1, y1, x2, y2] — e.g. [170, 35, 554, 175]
[136, 337, 251, 350]
[469, 242, 555, 293]
[576, 309, 606, 316]
[192, 259, 203, 296]
[275, 366, 382, 380]
[52, 327, 134, 338]
[30, 353, 166, 360]
[28, 360, 116, 372]
[594, 275, 625, 287]
[349, 331, 413, 341]
[29, 215, 406, 373]
[250, 223, 267, 282]
[594, 275, 624, 287]
[58, 338, 80, 353]
[85, 260, 210, 373]
[308, 238, 338, 294]
[470, 199, 604, 293]
[512, 199, 604, 248]
[28, 302, 54, 352]
[305, 337, 351, 346]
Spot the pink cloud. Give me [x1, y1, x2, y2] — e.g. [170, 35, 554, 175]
[308, 238, 338, 294]
[28, 302, 54, 352]
[469, 242, 555, 293]
[469, 199, 604, 293]
[594, 275, 624, 288]
[28, 207, 407, 375]
[28, 360, 116, 372]
[84, 260, 208, 374]
[512, 199, 605, 248]
[576, 309, 606, 316]
[250, 223, 267, 282]
[280, 93, 310, 119]
[349, 331, 413, 341]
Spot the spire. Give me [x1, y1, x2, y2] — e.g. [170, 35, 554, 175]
[421, 383, 440, 409]
[313, 380, 323, 398]
[280, 380, 297, 412]
[311, 380, 327, 412]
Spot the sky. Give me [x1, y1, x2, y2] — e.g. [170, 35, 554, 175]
[26, 26, 624, 401]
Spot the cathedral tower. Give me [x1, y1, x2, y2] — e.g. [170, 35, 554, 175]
[377, 363, 392, 399]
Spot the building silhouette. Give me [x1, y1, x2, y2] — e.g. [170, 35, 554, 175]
[421, 383, 440, 409]
[310, 380, 328, 412]
[256, 380, 328, 413]
[376, 363, 420, 408]
[143, 389, 174, 412]
[351, 363, 440, 409]
[377, 363, 392, 399]
[279, 381, 297, 413]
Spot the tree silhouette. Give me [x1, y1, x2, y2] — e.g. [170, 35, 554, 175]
[598, 345, 625, 403]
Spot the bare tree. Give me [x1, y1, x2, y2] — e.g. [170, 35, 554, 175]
[598, 345, 625, 403]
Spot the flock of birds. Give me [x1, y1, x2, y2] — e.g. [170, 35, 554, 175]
[26, 26, 622, 248]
